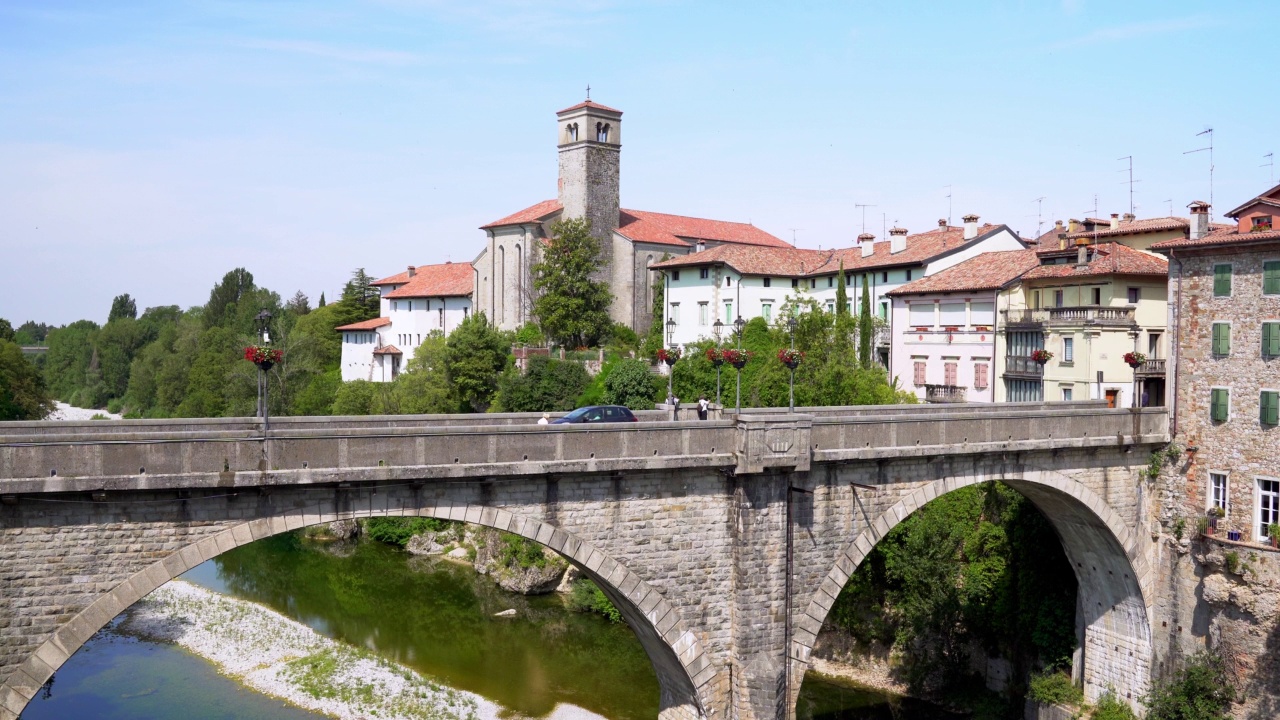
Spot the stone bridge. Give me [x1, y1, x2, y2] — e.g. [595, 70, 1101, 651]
[0, 403, 1169, 720]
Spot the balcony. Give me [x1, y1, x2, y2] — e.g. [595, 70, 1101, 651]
[1134, 358, 1166, 377]
[1003, 355, 1045, 378]
[924, 384, 969, 403]
[1001, 306, 1136, 327]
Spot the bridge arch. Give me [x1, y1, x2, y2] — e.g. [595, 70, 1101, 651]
[792, 468, 1153, 713]
[3, 502, 710, 720]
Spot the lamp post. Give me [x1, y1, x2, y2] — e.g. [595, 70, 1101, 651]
[253, 310, 274, 430]
[786, 313, 798, 413]
[712, 319, 724, 406]
[734, 316, 746, 414]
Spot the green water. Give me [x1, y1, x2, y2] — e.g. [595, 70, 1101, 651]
[22, 532, 960, 719]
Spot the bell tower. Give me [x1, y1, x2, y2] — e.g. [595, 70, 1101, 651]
[556, 96, 622, 264]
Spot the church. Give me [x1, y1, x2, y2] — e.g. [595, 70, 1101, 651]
[470, 97, 791, 334]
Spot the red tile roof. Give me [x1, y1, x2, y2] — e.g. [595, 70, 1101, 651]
[480, 200, 790, 249]
[335, 317, 391, 331]
[813, 224, 1011, 274]
[381, 262, 474, 298]
[651, 244, 833, 276]
[1224, 182, 1280, 218]
[1151, 227, 1280, 251]
[887, 250, 1041, 296]
[557, 100, 623, 115]
[479, 199, 563, 230]
[1062, 216, 1190, 240]
[1022, 243, 1168, 280]
[372, 345, 402, 355]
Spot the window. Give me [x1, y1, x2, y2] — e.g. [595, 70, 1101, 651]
[881, 272, 888, 283]
[763, 277, 771, 288]
[1212, 323, 1231, 356]
[944, 361, 958, 386]
[1063, 337, 1074, 362]
[913, 360, 926, 386]
[1005, 379, 1044, 402]
[909, 303, 934, 327]
[1127, 287, 1140, 304]
[1265, 261, 1280, 295]
[1209, 473, 1228, 513]
[1213, 264, 1232, 297]
[791, 279, 799, 288]
[1148, 333, 1161, 358]
[438, 308, 445, 327]
[845, 273, 853, 286]
[879, 302, 889, 320]
[1054, 290, 1065, 307]
[1258, 479, 1280, 541]
[828, 277, 834, 288]
[1031, 291, 1041, 310]
[1253, 215, 1274, 232]
[699, 268, 709, 280]
[670, 303, 680, 324]
[1264, 322, 1280, 358]
[672, 270, 680, 281]
[595, 122, 610, 142]
[567, 123, 578, 142]
[1211, 387, 1230, 422]
[1062, 387, 1073, 401]
[810, 278, 817, 289]
[1091, 288, 1102, 305]
[392, 301, 399, 311]
[939, 303, 965, 327]
[1261, 390, 1279, 426]
[725, 302, 733, 324]
[826, 302, 834, 314]
[974, 362, 989, 390]
[905, 269, 913, 281]
[762, 303, 772, 322]
[698, 302, 708, 327]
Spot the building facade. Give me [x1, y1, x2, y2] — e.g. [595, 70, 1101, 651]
[336, 262, 473, 382]
[471, 99, 789, 334]
[1154, 186, 1280, 543]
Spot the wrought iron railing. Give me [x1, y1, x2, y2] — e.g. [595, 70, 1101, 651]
[1003, 355, 1045, 377]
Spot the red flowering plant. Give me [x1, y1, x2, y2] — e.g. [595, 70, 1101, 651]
[1123, 351, 1147, 368]
[722, 348, 751, 369]
[1030, 349, 1054, 364]
[777, 348, 804, 369]
[705, 347, 726, 366]
[244, 346, 283, 369]
[656, 347, 682, 366]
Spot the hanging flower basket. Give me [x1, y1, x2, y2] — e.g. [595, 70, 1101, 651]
[705, 347, 726, 367]
[777, 347, 804, 370]
[1123, 351, 1147, 369]
[1030, 349, 1054, 365]
[722, 348, 751, 370]
[656, 347, 682, 366]
[244, 346, 283, 371]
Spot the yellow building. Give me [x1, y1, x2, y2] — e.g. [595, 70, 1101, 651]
[995, 214, 1182, 406]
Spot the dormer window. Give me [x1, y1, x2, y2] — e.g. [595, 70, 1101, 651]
[1253, 215, 1273, 232]
[596, 122, 610, 142]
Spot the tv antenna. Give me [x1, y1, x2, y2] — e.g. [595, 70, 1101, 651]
[788, 228, 803, 244]
[1117, 156, 1140, 215]
[1032, 196, 1047, 239]
[1183, 127, 1214, 219]
[882, 213, 887, 240]
[943, 185, 953, 226]
[854, 203, 877, 234]
[1163, 198, 1173, 216]
[1264, 152, 1274, 184]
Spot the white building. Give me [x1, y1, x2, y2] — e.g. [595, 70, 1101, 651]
[652, 216, 1027, 366]
[336, 262, 473, 382]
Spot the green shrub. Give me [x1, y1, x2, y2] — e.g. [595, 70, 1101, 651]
[566, 578, 622, 623]
[1092, 689, 1137, 720]
[602, 358, 660, 410]
[1028, 670, 1084, 706]
[1143, 651, 1235, 720]
[497, 533, 547, 569]
[1223, 551, 1240, 574]
[362, 517, 453, 547]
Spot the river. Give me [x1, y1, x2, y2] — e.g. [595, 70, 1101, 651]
[19, 532, 961, 719]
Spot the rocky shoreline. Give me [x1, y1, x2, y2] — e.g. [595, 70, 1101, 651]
[125, 580, 606, 720]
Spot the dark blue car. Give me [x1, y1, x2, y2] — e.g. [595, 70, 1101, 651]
[549, 405, 638, 424]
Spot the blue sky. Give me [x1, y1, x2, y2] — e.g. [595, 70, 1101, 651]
[2, 1, 1277, 325]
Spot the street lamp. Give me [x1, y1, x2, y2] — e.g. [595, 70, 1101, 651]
[712, 319, 724, 406]
[253, 310, 274, 426]
[666, 316, 676, 345]
[734, 316, 746, 414]
[787, 313, 798, 413]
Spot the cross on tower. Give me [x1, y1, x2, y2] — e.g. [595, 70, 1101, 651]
[585, 84, 591, 100]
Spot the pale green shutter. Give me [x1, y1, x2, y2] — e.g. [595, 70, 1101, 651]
[1264, 261, 1280, 295]
[1211, 389, 1229, 422]
[1264, 323, 1280, 358]
[1214, 264, 1232, 296]
[1262, 391, 1279, 426]
[1212, 323, 1231, 356]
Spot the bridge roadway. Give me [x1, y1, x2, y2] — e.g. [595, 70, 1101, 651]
[0, 403, 1169, 720]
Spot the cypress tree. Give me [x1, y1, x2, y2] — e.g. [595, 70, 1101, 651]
[859, 274, 873, 367]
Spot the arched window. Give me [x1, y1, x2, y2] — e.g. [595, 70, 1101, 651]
[596, 122, 610, 142]
[567, 123, 578, 142]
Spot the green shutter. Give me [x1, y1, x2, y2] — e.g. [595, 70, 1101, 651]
[1212, 323, 1231, 356]
[1265, 261, 1280, 295]
[1211, 388, 1229, 422]
[1262, 391, 1279, 426]
[1214, 264, 1232, 296]
[1264, 323, 1280, 358]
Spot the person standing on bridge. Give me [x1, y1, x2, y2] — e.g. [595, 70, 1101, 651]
[697, 395, 709, 420]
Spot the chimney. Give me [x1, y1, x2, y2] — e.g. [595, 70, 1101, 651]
[1188, 201, 1210, 240]
[1122, 213, 1135, 223]
[1110, 213, 1120, 230]
[1068, 218, 1080, 234]
[858, 232, 876, 257]
[696, 240, 706, 253]
[962, 214, 979, 240]
[407, 265, 416, 278]
[1076, 237, 1090, 266]
[890, 227, 908, 254]
[938, 218, 948, 229]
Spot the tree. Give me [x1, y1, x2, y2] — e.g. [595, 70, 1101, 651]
[341, 269, 380, 318]
[331, 379, 376, 415]
[205, 268, 255, 328]
[318, 292, 326, 308]
[390, 333, 460, 414]
[0, 339, 54, 420]
[43, 320, 99, 401]
[858, 274, 873, 368]
[531, 217, 613, 348]
[603, 358, 659, 410]
[444, 313, 508, 412]
[1143, 652, 1236, 720]
[0, 319, 13, 342]
[286, 290, 311, 316]
[108, 294, 137, 322]
[643, 258, 669, 358]
[14, 321, 51, 346]
[492, 355, 590, 412]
